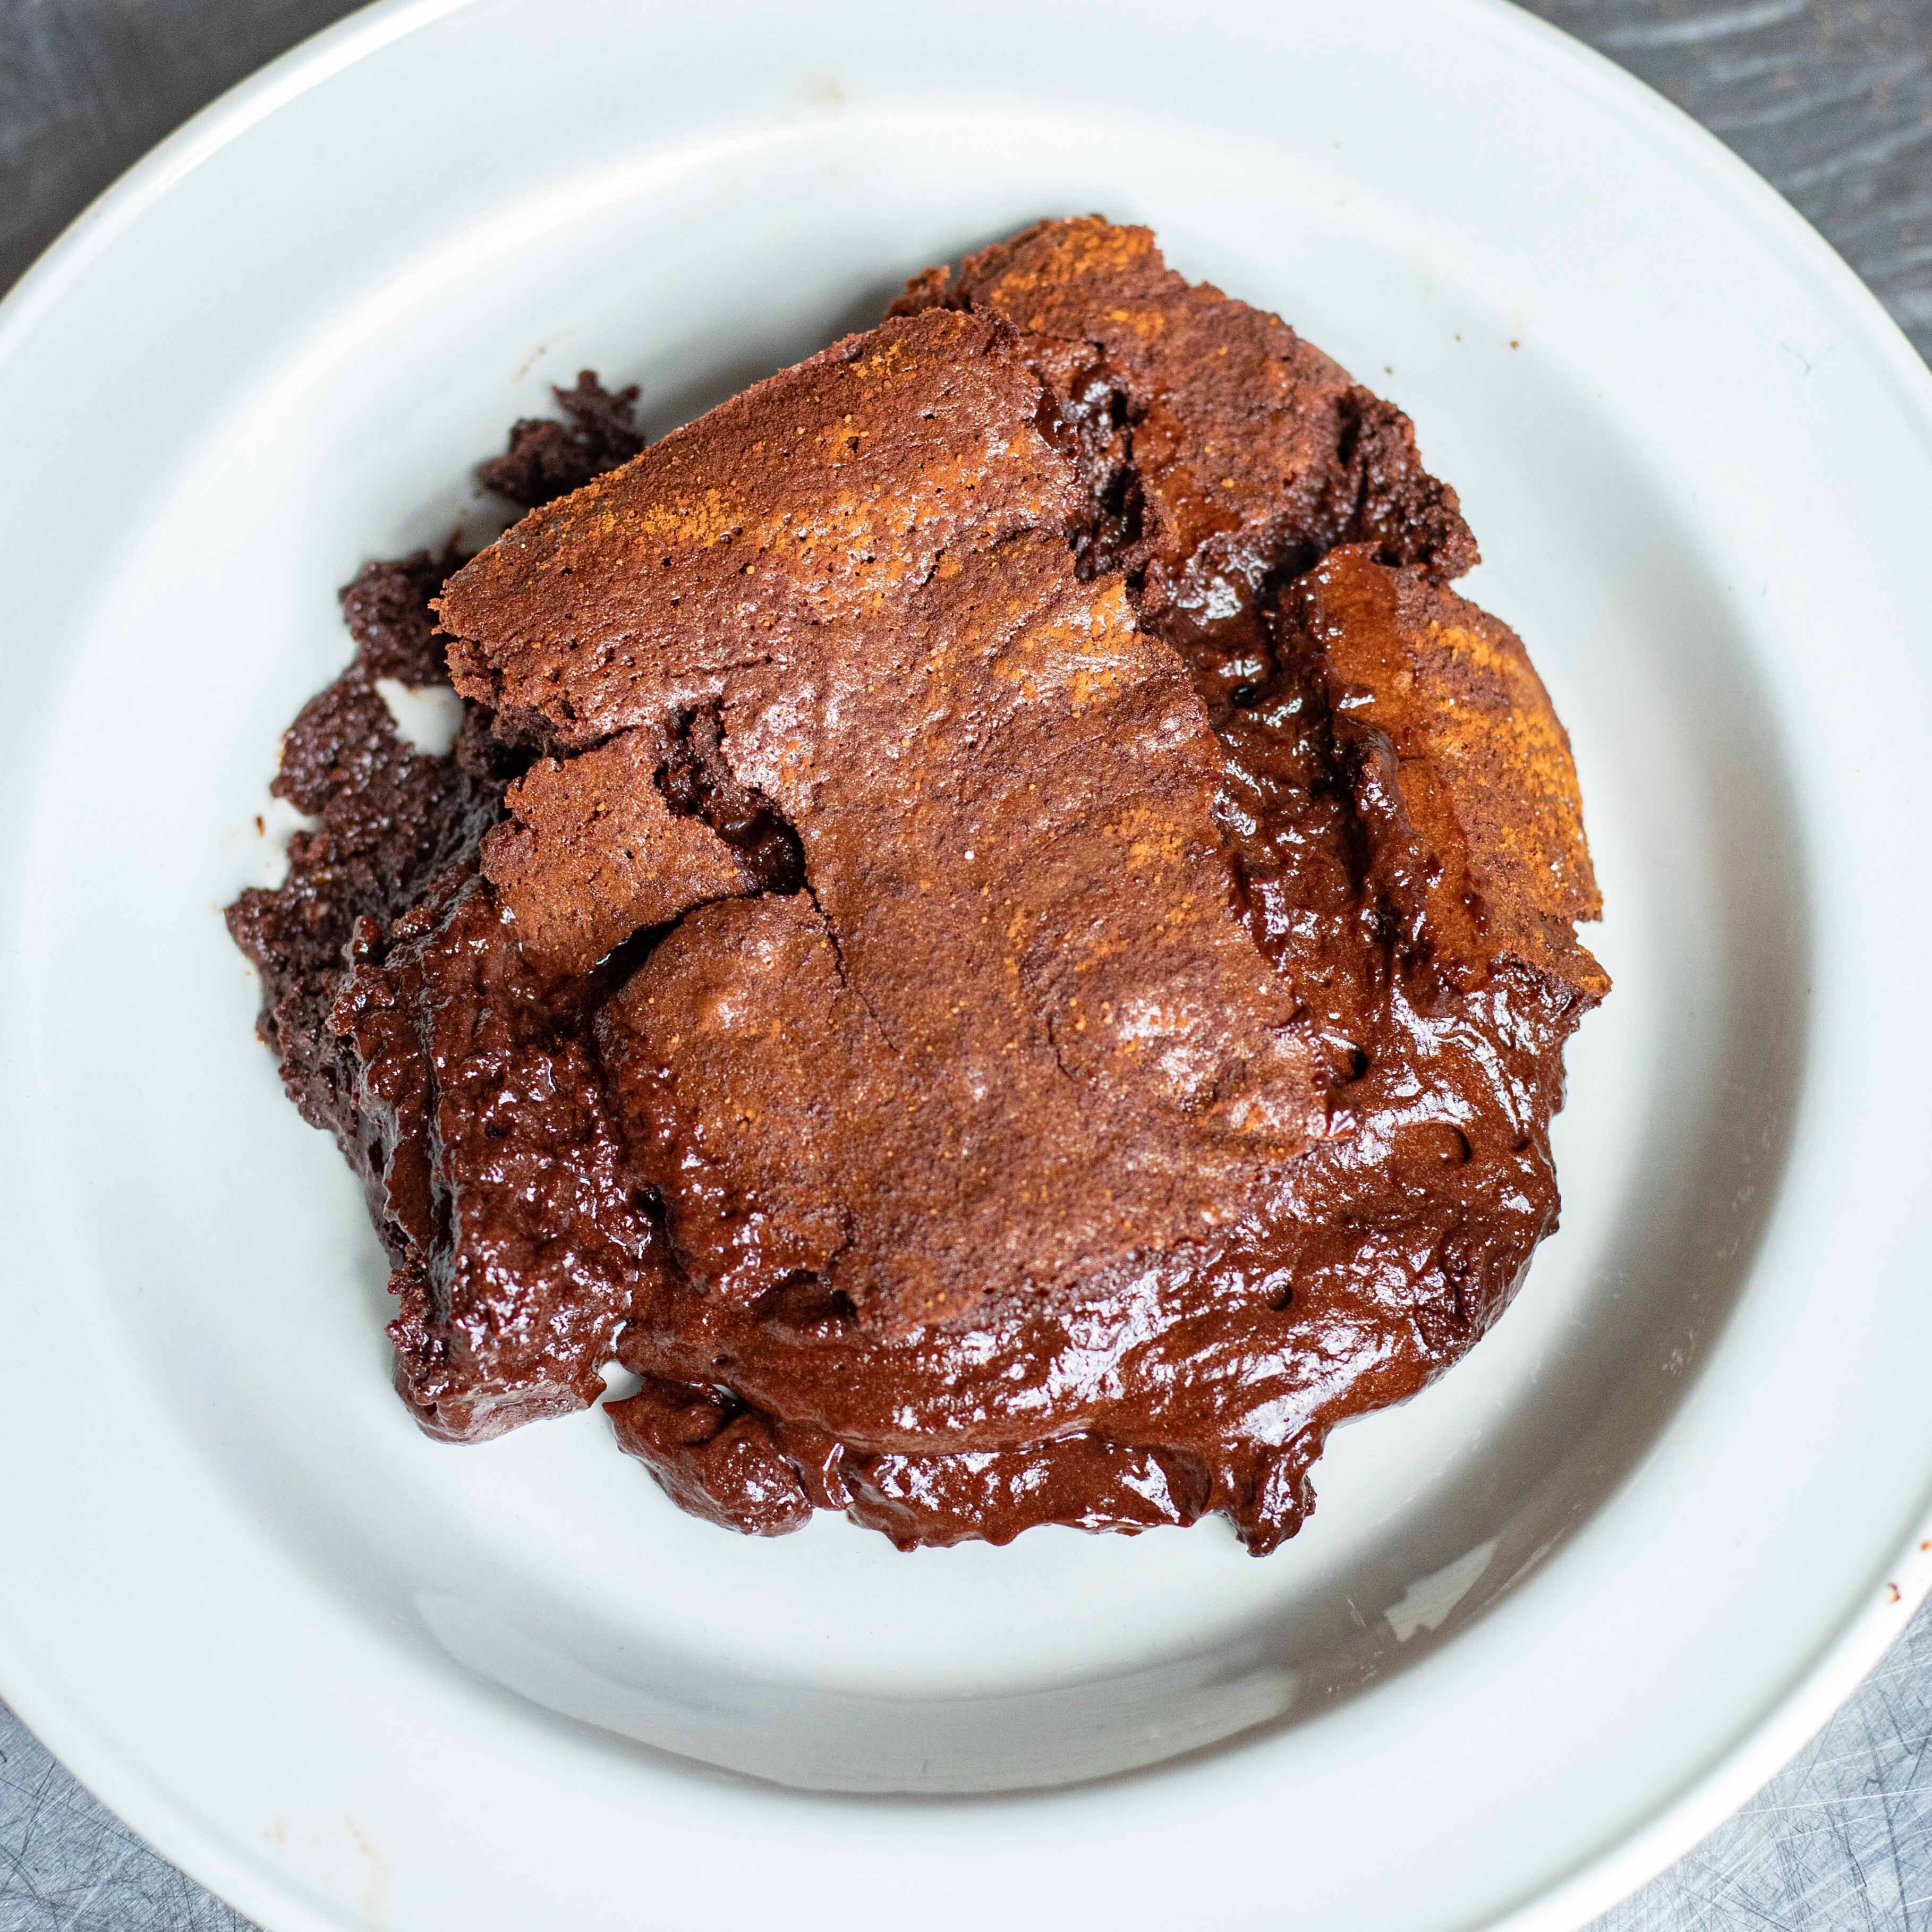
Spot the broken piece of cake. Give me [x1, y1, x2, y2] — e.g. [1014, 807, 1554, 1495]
[227, 217, 1604, 1552]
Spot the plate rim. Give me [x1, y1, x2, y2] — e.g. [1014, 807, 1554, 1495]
[2, 2, 1930, 1929]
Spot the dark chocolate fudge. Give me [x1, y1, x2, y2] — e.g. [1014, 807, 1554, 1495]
[228, 223, 1603, 1551]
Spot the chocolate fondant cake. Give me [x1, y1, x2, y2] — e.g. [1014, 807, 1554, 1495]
[228, 218, 1604, 1551]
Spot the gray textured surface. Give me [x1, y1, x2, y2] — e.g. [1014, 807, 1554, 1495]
[2, 1, 1929, 1927]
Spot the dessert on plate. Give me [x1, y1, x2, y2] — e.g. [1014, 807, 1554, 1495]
[228, 217, 1604, 1553]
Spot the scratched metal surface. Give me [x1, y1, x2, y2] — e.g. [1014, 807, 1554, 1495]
[2, 1, 1930, 1927]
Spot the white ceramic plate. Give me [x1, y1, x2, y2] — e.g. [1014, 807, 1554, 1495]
[4, 2, 1931, 1928]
